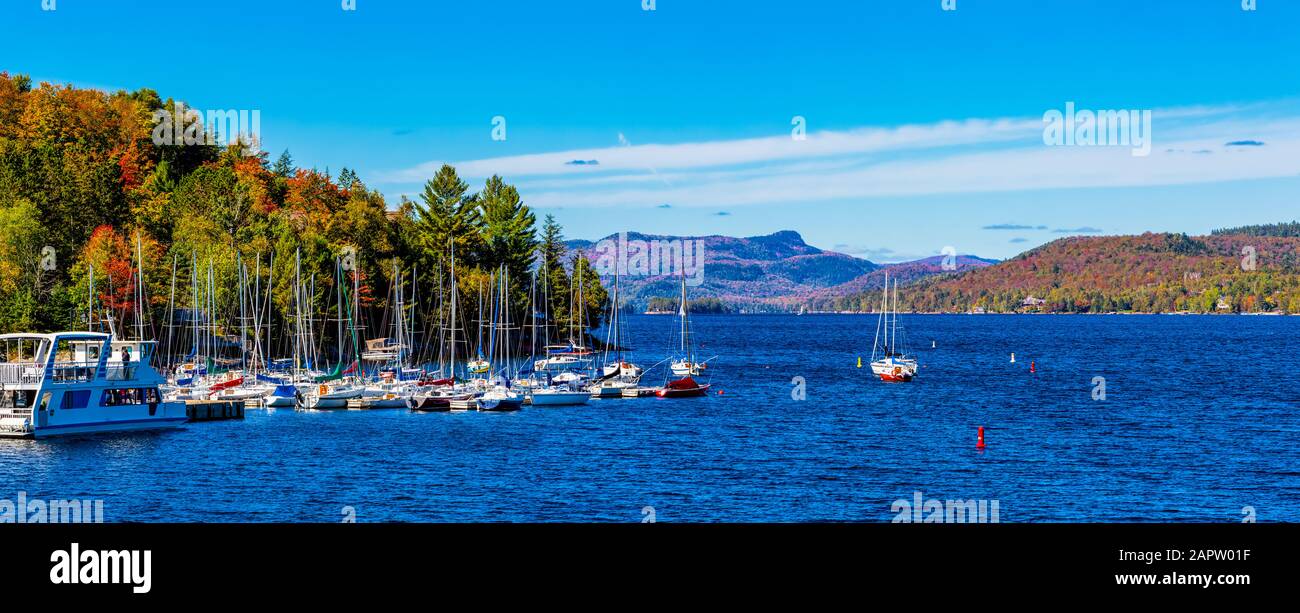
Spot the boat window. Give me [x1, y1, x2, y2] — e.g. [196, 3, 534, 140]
[51, 339, 99, 383]
[0, 389, 35, 408]
[60, 390, 91, 410]
[101, 388, 147, 406]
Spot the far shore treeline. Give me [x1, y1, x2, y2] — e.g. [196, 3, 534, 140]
[808, 228, 1300, 315]
[0, 73, 608, 357]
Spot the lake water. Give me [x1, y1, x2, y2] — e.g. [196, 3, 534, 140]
[2, 314, 1297, 522]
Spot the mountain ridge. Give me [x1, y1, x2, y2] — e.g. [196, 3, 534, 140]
[565, 230, 995, 310]
[807, 230, 1300, 314]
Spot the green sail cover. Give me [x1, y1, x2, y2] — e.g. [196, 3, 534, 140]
[313, 360, 344, 383]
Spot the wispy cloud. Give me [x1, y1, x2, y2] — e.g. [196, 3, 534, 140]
[1052, 227, 1104, 234]
[983, 223, 1047, 231]
[1009, 237, 1029, 243]
[380, 101, 1300, 210]
[1225, 140, 1266, 147]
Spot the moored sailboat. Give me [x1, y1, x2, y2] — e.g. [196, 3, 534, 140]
[869, 271, 918, 383]
[656, 276, 712, 398]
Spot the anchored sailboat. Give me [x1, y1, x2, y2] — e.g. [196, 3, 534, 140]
[870, 271, 918, 383]
[658, 276, 711, 398]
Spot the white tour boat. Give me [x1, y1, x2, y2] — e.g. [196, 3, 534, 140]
[0, 332, 188, 438]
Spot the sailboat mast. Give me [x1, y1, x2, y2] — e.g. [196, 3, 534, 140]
[679, 275, 687, 355]
[134, 233, 142, 341]
[449, 240, 458, 381]
[892, 278, 899, 354]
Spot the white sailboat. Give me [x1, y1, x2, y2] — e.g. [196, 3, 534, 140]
[869, 271, 918, 382]
[590, 271, 641, 398]
[303, 257, 363, 409]
[659, 276, 712, 398]
[669, 277, 712, 377]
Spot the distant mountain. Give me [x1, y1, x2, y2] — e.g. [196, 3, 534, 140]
[810, 231, 1300, 314]
[565, 230, 993, 310]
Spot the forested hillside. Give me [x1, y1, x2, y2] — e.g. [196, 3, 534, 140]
[0, 73, 606, 354]
[814, 232, 1300, 314]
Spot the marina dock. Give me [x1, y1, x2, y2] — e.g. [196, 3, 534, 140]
[185, 399, 245, 422]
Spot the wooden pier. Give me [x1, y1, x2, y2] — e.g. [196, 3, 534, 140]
[184, 399, 245, 421]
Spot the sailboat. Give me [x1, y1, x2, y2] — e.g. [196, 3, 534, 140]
[475, 265, 523, 411]
[533, 263, 595, 373]
[869, 271, 918, 383]
[521, 269, 590, 406]
[658, 276, 711, 398]
[668, 277, 712, 377]
[590, 271, 642, 399]
[409, 241, 476, 411]
[358, 263, 419, 409]
[303, 257, 364, 409]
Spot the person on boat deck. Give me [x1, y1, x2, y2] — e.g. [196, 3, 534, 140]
[120, 346, 134, 378]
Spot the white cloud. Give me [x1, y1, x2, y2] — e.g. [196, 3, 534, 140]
[382, 101, 1300, 210]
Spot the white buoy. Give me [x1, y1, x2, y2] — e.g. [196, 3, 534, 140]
[932, 341, 937, 349]
[1010, 352, 1016, 363]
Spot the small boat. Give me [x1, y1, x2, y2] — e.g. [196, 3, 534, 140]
[869, 271, 918, 383]
[533, 345, 594, 372]
[264, 384, 301, 408]
[670, 360, 708, 377]
[475, 386, 523, 412]
[530, 384, 591, 406]
[208, 382, 273, 402]
[621, 386, 660, 398]
[591, 378, 636, 398]
[304, 383, 364, 409]
[357, 387, 409, 409]
[656, 376, 711, 398]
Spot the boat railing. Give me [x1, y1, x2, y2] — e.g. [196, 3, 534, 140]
[0, 406, 33, 419]
[49, 361, 99, 383]
[105, 363, 138, 381]
[0, 362, 44, 385]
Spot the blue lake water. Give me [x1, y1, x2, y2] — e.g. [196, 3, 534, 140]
[2, 314, 1298, 522]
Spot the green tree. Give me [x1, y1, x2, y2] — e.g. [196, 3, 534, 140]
[414, 164, 483, 267]
[478, 174, 537, 282]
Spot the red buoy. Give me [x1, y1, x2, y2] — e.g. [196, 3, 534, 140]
[717, 390, 724, 395]
[977, 426, 986, 449]
[1030, 361, 1037, 374]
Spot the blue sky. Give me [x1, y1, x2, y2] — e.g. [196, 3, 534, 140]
[4, 0, 1300, 261]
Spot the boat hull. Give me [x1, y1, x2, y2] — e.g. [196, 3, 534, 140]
[621, 387, 659, 398]
[591, 385, 626, 399]
[871, 360, 917, 383]
[656, 384, 710, 398]
[477, 397, 524, 411]
[3, 416, 189, 439]
[407, 394, 471, 412]
[265, 394, 299, 408]
[359, 396, 406, 409]
[529, 391, 590, 406]
[305, 389, 364, 409]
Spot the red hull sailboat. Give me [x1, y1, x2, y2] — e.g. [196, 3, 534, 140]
[657, 276, 713, 398]
[656, 376, 710, 398]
